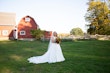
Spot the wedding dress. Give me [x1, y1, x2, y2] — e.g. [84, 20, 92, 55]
[27, 32, 65, 64]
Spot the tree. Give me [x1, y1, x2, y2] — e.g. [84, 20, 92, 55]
[85, 0, 110, 35]
[30, 29, 44, 40]
[70, 28, 84, 36]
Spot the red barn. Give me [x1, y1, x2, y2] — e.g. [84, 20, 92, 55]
[18, 16, 52, 40]
[0, 12, 16, 40]
[18, 16, 39, 40]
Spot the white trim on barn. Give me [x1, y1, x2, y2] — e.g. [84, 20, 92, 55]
[20, 30, 26, 35]
[25, 17, 30, 22]
[2, 30, 8, 36]
[13, 27, 18, 39]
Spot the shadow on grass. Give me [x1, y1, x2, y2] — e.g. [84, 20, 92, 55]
[0, 40, 110, 73]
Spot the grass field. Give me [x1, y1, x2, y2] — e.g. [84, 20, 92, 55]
[0, 40, 110, 73]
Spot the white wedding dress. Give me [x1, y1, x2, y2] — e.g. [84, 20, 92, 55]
[27, 34, 65, 64]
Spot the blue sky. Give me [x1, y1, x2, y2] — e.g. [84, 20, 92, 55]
[0, 0, 88, 33]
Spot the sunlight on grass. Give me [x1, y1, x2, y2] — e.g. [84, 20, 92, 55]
[65, 52, 110, 60]
[23, 48, 33, 52]
[1, 67, 12, 73]
[0, 40, 14, 44]
[0, 40, 110, 73]
[73, 53, 110, 60]
[10, 54, 23, 61]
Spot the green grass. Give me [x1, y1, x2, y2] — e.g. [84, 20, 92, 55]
[0, 40, 110, 73]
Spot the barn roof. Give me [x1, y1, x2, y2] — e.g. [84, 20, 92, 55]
[0, 12, 16, 26]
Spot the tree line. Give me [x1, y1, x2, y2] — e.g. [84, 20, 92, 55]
[85, 0, 110, 35]
[30, 0, 110, 40]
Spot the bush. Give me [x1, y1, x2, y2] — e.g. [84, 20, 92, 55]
[30, 29, 44, 40]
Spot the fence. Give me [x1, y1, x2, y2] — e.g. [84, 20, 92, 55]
[60, 34, 110, 40]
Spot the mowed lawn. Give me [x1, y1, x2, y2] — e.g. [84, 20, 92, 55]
[0, 40, 110, 73]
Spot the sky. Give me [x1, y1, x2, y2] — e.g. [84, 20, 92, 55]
[0, 0, 88, 33]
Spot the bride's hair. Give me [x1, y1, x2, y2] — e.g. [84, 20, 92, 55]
[53, 31, 57, 37]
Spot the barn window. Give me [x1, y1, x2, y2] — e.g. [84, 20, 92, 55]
[20, 30, 26, 35]
[25, 17, 30, 22]
[2, 30, 8, 36]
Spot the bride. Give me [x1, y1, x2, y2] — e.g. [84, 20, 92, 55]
[28, 31, 65, 64]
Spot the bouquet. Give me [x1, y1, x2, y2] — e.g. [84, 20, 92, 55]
[56, 37, 61, 44]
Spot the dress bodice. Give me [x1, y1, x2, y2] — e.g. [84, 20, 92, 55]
[51, 36, 56, 43]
